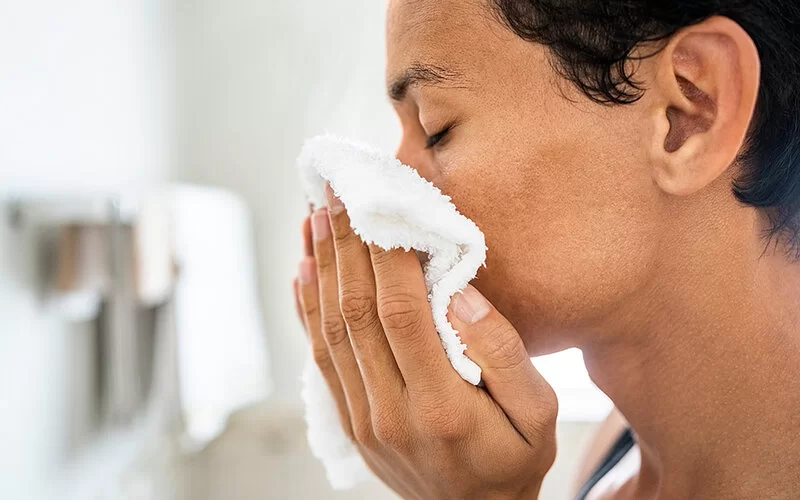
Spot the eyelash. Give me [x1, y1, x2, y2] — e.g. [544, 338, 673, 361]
[425, 125, 452, 149]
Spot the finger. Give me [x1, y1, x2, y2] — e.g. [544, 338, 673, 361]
[326, 186, 405, 406]
[298, 256, 354, 441]
[448, 284, 558, 445]
[293, 277, 307, 334]
[302, 216, 314, 257]
[312, 208, 374, 438]
[369, 243, 461, 393]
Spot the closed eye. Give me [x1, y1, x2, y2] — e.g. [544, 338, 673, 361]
[425, 126, 452, 149]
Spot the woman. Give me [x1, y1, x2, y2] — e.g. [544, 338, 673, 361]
[294, 1, 800, 498]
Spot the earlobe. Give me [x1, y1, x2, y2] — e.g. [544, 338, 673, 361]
[650, 16, 761, 197]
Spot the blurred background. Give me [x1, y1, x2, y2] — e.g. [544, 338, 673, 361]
[0, 1, 612, 498]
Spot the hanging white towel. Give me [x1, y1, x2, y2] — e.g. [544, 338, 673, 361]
[297, 135, 488, 489]
[168, 185, 272, 444]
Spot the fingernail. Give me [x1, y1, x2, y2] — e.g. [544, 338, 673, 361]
[311, 209, 331, 241]
[450, 285, 491, 325]
[325, 184, 344, 215]
[298, 257, 316, 285]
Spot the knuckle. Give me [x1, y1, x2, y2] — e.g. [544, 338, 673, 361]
[373, 412, 409, 450]
[541, 390, 559, 422]
[368, 244, 389, 260]
[302, 299, 319, 319]
[416, 401, 468, 442]
[321, 316, 350, 349]
[526, 400, 558, 447]
[481, 326, 527, 370]
[339, 289, 378, 330]
[314, 244, 336, 270]
[312, 346, 335, 375]
[370, 248, 408, 273]
[533, 392, 559, 437]
[331, 219, 352, 245]
[378, 294, 426, 333]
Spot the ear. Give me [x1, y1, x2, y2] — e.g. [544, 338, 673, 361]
[649, 16, 761, 197]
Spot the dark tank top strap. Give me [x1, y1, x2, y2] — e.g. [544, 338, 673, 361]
[574, 428, 635, 500]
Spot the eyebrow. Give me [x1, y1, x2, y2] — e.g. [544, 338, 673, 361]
[388, 63, 466, 102]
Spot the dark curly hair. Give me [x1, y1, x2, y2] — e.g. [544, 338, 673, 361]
[493, 0, 800, 258]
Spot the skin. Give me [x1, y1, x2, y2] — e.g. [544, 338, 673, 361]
[295, 0, 800, 498]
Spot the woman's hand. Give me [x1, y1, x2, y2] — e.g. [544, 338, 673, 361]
[293, 186, 558, 499]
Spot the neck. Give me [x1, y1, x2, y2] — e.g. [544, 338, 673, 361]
[581, 228, 800, 498]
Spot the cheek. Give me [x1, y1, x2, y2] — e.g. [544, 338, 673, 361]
[437, 107, 661, 350]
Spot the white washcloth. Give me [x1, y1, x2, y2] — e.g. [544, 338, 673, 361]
[297, 135, 487, 489]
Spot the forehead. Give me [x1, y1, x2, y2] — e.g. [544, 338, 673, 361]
[387, 0, 483, 39]
[386, 0, 510, 79]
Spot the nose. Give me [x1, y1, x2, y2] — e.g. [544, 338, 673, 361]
[395, 140, 414, 169]
[396, 140, 438, 184]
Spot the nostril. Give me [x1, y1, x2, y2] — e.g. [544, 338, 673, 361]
[415, 250, 429, 266]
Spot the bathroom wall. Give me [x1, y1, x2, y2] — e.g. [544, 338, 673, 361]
[175, 0, 400, 406]
[0, 1, 175, 498]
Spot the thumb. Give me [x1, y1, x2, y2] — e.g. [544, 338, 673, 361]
[448, 284, 558, 443]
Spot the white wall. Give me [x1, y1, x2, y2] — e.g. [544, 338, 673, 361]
[0, 0, 175, 192]
[176, 0, 400, 406]
[0, 1, 174, 498]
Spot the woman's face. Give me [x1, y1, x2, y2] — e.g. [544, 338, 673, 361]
[387, 0, 665, 354]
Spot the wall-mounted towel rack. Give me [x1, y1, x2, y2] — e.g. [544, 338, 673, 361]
[5, 194, 139, 230]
